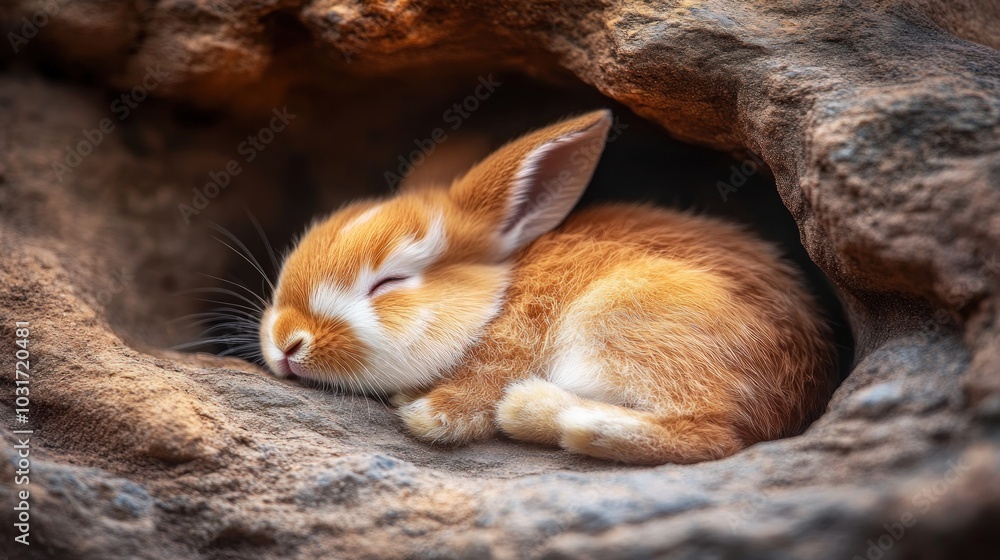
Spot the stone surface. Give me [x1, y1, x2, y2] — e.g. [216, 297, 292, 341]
[1, 0, 999, 558]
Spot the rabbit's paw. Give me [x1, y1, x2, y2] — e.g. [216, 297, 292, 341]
[398, 389, 494, 445]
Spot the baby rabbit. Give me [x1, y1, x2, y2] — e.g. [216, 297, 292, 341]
[260, 110, 836, 465]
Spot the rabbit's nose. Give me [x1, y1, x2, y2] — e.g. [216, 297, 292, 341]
[282, 336, 304, 357]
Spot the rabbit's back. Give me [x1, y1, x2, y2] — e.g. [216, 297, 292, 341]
[492, 203, 836, 445]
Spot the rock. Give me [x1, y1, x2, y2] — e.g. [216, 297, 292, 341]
[1, 0, 999, 558]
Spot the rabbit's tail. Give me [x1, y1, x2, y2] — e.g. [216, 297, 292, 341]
[497, 378, 742, 465]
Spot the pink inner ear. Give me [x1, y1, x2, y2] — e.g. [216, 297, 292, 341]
[501, 123, 608, 237]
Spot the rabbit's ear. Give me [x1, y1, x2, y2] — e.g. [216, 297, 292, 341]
[450, 110, 612, 257]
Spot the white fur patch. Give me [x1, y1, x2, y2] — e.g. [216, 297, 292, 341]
[546, 317, 625, 405]
[340, 205, 382, 236]
[376, 212, 447, 279]
[558, 405, 643, 436]
[309, 281, 381, 344]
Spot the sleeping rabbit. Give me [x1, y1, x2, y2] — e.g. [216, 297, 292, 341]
[259, 110, 836, 465]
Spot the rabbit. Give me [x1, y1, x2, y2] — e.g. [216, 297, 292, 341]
[259, 110, 837, 465]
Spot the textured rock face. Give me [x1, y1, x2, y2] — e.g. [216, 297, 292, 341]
[1, 1, 999, 559]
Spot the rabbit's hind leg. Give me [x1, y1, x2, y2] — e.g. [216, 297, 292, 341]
[496, 377, 583, 446]
[497, 378, 742, 465]
[557, 401, 743, 465]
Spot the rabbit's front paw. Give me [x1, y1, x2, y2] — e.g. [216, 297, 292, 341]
[397, 390, 495, 445]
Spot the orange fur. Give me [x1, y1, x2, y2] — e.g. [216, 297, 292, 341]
[260, 110, 836, 464]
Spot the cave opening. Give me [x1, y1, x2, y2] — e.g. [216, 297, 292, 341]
[130, 70, 854, 447]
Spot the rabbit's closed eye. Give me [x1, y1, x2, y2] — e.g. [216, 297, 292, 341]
[368, 276, 410, 297]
